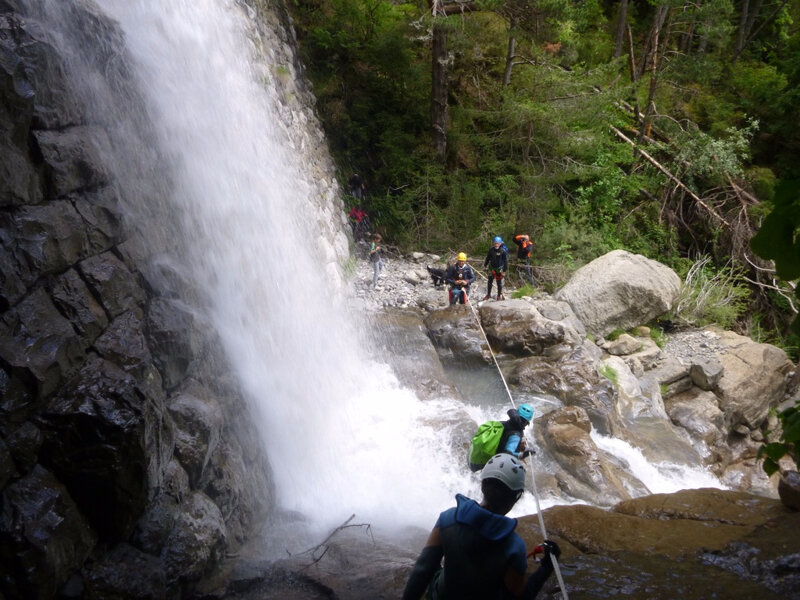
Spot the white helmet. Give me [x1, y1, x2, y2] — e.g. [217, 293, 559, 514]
[481, 453, 526, 491]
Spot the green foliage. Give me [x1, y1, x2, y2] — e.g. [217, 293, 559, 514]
[607, 328, 625, 341]
[751, 180, 800, 334]
[285, 0, 800, 351]
[671, 120, 758, 189]
[511, 283, 536, 298]
[759, 400, 800, 476]
[598, 363, 618, 385]
[673, 256, 750, 329]
[649, 326, 666, 349]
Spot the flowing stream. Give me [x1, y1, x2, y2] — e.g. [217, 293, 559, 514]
[46, 0, 723, 555]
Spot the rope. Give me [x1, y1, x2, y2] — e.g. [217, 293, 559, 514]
[467, 299, 570, 599]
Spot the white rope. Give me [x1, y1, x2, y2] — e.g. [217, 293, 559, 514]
[467, 299, 570, 599]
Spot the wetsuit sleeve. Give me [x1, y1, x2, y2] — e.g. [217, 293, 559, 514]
[465, 266, 475, 284]
[501, 251, 508, 271]
[523, 561, 554, 598]
[503, 432, 521, 454]
[402, 544, 443, 600]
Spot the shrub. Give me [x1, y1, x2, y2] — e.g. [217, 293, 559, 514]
[673, 256, 750, 329]
[512, 284, 536, 299]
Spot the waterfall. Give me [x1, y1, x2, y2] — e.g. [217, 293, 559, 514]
[70, 0, 476, 540]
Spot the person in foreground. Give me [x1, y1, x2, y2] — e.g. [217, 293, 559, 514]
[402, 454, 562, 600]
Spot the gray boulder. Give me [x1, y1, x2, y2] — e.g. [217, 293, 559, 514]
[555, 250, 681, 337]
[423, 305, 490, 363]
[478, 298, 583, 356]
[538, 406, 648, 506]
[714, 330, 792, 428]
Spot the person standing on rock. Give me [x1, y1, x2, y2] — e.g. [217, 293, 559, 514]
[483, 236, 509, 301]
[513, 234, 534, 285]
[445, 252, 475, 305]
[369, 233, 383, 288]
[402, 453, 561, 600]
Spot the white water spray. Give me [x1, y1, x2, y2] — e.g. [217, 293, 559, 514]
[89, 0, 472, 536]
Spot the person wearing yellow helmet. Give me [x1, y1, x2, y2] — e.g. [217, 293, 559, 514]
[444, 252, 475, 305]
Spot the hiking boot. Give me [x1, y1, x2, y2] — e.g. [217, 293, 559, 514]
[497, 294, 505, 301]
[482, 294, 491, 301]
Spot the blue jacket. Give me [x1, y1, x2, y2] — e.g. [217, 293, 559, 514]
[403, 495, 526, 600]
[445, 263, 475, 289]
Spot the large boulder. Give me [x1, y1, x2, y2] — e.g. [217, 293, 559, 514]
[713, 329, 793, 429]
[509, 343, 617, 434]
[372, 309, 461, 400]
[423, 304, 490, 363]
[478, 298, 583, 356]
[554, 250, 681, 337]
[538, 406, 648, 505]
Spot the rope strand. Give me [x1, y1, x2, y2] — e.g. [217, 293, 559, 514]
[467, 300, 569, 599]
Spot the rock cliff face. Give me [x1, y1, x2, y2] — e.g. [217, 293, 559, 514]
[0, 0, 346, 597]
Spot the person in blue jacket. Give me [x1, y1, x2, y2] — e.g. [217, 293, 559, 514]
[483, 236, 509, 301]
[402, 453, 561, 600]
[445, 252, 475, 305]
[498, 403, 534, 460]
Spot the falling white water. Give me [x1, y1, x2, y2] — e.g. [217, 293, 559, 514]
[591, 430, 725, 493]
[88, 0, 472, 536]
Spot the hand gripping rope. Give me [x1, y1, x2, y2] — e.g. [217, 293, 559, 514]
[467, 301, 570, 599]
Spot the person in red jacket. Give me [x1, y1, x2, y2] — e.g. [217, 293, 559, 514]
[513, 234, 534, 285]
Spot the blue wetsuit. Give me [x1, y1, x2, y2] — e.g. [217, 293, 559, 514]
[402, 495, 554, 599]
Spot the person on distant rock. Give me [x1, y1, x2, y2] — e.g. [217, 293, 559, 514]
[369, 233, 383, 288]
[513, 234, 534, 285]
[402, 453, 561, 600]
[483, 236, 509, 301]
[445, 252, 475, 305]
[348, 173, 366, 201]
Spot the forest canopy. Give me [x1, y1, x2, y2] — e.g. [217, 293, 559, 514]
[284, 0, 800, 353]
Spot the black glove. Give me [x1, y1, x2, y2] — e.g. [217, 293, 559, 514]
[541, 540, 561, 563]
[519, 449, 536, 459]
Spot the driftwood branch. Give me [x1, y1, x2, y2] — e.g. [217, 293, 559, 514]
[292, 514, 375, 570]
[610, 125, 726, 224]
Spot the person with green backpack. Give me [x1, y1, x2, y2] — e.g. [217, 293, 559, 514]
[468, 404, 535, 472]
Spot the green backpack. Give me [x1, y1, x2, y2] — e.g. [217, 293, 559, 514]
[468, 420, 505, 471]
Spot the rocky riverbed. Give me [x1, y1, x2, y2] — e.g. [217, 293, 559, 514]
[195, 249, 800, 600]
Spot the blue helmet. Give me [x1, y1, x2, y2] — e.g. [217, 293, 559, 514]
[493, 236, 503, 244]
[518, 403, 534, 423]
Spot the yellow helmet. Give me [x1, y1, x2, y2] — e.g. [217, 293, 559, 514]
[457, 252, 467, 261]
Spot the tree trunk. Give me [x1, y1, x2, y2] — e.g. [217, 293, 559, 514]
[431, 22, 449, 162]
[503, 17, 518, 86]
[638, 6, 669, 145]
[627, 24, 637, 83]
[736, 0, 751, 55]
[614, 0, 629, 59]
[637, 5, 669, 80]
